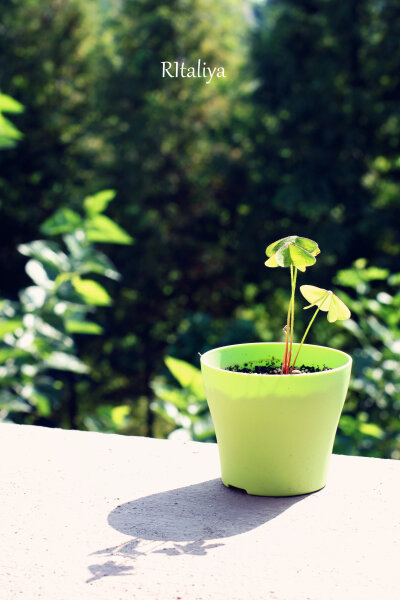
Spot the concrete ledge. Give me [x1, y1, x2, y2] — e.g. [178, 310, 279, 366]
[1, 423, 399, 599]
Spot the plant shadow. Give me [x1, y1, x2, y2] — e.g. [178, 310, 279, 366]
[107, 478, 308, 545]
[88, 478, 311, 582]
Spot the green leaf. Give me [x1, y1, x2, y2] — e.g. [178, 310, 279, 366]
[300, 285, 351, 322]
[75, 250, 121, 281]
[0, 114, 23, 146]
[19, 286, 47, 310]
[18, 240, 70, 271]
[41, 208, 82, 236]
[110, 405, 130, 426]
[25, 259, 54, 289]
[0, 319, 23, 339]
[266, 235, 319, 257]
[0, 93, 24, 114]
[359, 422, 384, 439]
[84, 190, 116, 216]
[0, 347, 30, 365]
[151, 382, 188, 410]
[85, 215, 133, 245]
[43, 351, 89, 373]
[275, 243, 316, 270]
[72, 277, 112, 306]
[165, 356, 204, 398]
[388, 273, 400, 286]
[264, 255, 278, 268]
[65, 320, 103, 335]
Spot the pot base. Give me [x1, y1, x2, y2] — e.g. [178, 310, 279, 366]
[223, 479, 326, 497]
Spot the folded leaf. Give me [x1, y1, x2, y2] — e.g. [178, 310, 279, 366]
[300, 285, 351, 322]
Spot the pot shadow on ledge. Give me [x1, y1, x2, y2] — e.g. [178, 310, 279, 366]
[94, 478, 312, 560]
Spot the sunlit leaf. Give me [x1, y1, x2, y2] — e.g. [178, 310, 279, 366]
[359, 422, 385, 439]
[65, 320, 103, 335]
[18, 240, 70, 271]
[25, 259, 54, 289]
[43, 351, 89, 373]
[165, 356, 204, 398]
[0, 114, 23, 147]
[264, 255, 278, 268]
[275, 243, 316, 269]
[265, 236, 319, 271]
[151, 381, 188, 410]
[266, 235, 319, 257]
[85, 215, 133, 245]
[111, 405, 130, 426]
[84, 190, 116, 216]
[72, 277, 112, 306]
[0, 319, 23, 339]
[0, 93, 24, 113]
[300, 285, 351, 322]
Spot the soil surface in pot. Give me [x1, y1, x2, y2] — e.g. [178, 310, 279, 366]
[225, 358, 331, 375]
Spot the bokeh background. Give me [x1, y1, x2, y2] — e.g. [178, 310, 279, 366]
[0, 0, 399, 457]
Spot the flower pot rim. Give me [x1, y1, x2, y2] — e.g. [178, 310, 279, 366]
[200, 342, 352, 377]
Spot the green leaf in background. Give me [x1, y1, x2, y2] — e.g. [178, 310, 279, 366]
[165, 356, 204, 398]
[0, 92, 24, 113]
[72, 277, 112, 305]
[43, 351, 89, 373]
[151, 381, 189, 410]
[110, 405, 130, 427]
[0, 319, 23, 339]
[0, 114, 23, 148]
[41, 208, 82, 236]
[85, 215, 133, 245]
[65, 320, 103, 335]
[84, 189, 116, 216]
[19, 286, 47, 310]
[25, 259, 54, 290]
[75, 250, 121, 281]
[18, 240, 70, 272]
[0, 347, 30, 365]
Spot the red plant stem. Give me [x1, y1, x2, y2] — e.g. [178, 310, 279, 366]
[287, 267, 297, 372]
[281, 308, 291, 375]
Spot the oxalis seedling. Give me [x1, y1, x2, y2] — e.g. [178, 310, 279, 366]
[264, 235, 351, 375]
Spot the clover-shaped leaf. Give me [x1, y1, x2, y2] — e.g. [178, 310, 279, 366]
[300, 285, 351, 322]
[265, 236, 320, 272]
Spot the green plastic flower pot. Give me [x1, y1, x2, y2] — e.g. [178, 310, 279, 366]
[200, 342, 352, 496]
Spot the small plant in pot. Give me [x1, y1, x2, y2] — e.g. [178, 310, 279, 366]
[200, 236, 352, 497]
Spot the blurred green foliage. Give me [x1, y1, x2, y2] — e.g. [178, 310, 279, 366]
[334, 260, 400, 458]
[152, 356, 215, 442]
[0, 189, 132, 426]
[0, 0, 399, 457]
[0, 91, 24, 149]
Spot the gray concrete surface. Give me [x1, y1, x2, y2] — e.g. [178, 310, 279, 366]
[0, 423, 399, 600]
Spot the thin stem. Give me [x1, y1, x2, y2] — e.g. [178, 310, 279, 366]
[287, 267, 297, 372]
[281, 268, 292, 374]
[290, 291, 330, 373]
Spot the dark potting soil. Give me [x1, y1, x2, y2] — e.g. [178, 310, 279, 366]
[225, 358, 331, 375]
